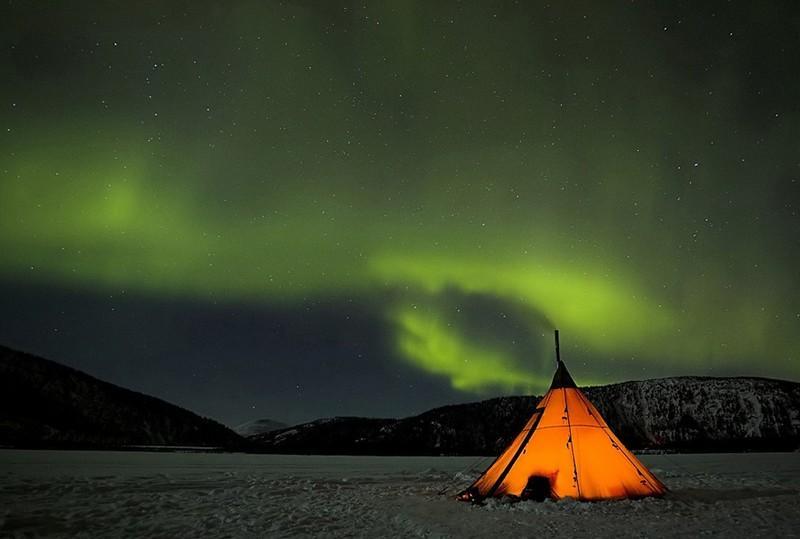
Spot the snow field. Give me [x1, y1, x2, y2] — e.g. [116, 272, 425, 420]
[1, 451, 798, 538]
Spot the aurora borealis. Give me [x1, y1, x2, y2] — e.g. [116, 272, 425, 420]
[1, 2, 798, 425]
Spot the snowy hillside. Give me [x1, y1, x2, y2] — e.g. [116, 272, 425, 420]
[588, 376, 800, 450]
[253, 377, 800, 454]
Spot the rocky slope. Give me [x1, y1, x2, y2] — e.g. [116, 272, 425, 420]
[0, 345, 247, 449]
[589, 376, 800, 451]
[253, 376, 800, 454]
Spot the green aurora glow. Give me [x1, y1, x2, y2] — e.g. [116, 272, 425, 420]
[2, 2, 798, 395]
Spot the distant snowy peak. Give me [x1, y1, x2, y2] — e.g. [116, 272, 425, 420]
[234, 419, 288, 437]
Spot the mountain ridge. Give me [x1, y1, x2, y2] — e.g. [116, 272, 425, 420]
[3, 342, 798, 455]
[0, 344, 247, 450]
[252, 375, 800, 455]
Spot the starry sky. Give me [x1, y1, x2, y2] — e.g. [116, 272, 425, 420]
[1, 1, 798, 427]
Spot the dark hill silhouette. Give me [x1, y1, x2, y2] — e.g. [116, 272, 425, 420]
[0, 345, 246, 450]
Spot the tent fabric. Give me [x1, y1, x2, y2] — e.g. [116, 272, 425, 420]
[459, 359, 666, 502]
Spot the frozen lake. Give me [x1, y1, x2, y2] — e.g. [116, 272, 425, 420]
[1, 450, 798, 537]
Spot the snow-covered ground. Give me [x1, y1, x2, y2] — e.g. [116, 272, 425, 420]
[1, 450, 798, 538]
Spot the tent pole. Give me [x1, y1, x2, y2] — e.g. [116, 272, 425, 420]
[554, 329, 560, 364]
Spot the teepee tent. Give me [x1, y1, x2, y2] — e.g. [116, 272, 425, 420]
[459, 331, 666, 502]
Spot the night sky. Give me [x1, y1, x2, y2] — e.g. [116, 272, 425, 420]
[1, 2, 798, 427]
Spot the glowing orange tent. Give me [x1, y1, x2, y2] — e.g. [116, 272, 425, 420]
[459, 331, 666, 502]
